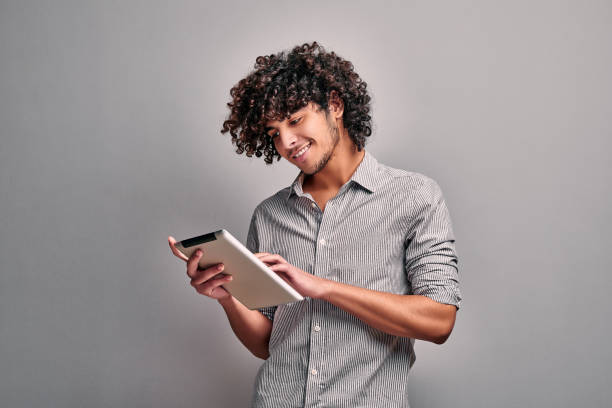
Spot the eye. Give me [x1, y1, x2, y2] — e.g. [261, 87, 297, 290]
[268, 130, 279, 139]
[289, 117, 302, 126]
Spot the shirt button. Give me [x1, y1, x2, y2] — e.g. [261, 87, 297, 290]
[314, 325, 321, 332]
[311, 369, 318, 376]
[319, 238, 326, 245]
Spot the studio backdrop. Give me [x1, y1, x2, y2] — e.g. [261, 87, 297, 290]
[1, 1, 610, 407]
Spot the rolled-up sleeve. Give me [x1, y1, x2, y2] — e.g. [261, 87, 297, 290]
[404, 177, 462, 309]
[246, 207, 278, 320]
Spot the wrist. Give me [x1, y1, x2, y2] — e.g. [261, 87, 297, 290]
[217, 295, 236, 309]
[315, 276, 335, 301]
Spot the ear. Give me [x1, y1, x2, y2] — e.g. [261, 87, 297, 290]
[328, 90, 344, 119]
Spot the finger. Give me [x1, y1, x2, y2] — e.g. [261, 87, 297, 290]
[254, 253, 276, 266]
[258, 253, 286, 265]
[168, 236, 189, 262]
[191, 263, 225, 286]
[258, 253, 282, 262]
[186, 249, 204, 278]
[268, 264, 292, 285]
[268, 263, 290, 273]
[195, 274, 233, 297]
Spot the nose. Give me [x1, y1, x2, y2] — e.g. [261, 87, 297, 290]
[276, 129, 298, 151]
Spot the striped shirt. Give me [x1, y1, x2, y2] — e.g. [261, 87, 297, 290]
[246, 150, 461, 407]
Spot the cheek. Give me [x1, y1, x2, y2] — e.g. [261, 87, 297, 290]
[272, 137, 284, 151]
[303, 120, 328, 143]
[273, 140, 291, 159]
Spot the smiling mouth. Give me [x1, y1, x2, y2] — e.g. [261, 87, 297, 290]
[292, 142, 311, 159]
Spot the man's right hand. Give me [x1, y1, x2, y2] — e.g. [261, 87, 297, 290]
[168, 236, 233, 301]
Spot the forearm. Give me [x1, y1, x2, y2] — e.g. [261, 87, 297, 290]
[218, 296, 272, 359]
[318, 280, 457, 344]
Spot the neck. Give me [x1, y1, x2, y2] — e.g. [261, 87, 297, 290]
[303, 130, 366, 193]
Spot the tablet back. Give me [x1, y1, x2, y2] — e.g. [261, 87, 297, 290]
[176, 229, 303, 309]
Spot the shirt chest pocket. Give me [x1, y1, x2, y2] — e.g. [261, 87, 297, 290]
[326, 231, 407, 293]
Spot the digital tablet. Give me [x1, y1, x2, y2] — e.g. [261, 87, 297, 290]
[174, 229, 304, 309]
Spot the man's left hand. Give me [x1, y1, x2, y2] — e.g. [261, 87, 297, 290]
[255, 253, 328, 299]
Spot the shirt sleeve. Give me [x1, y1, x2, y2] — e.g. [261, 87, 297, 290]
[246, 206, 278, 321]
[404, 177, 462, 309]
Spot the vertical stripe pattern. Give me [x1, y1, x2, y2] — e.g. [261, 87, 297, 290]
[246, 151, 461, 408]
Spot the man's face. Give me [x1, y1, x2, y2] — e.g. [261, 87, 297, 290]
[264, 103, 340, 175]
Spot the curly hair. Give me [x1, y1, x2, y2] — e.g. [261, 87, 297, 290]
[221, 42, 372, 164]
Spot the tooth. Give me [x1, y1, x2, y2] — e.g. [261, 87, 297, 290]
[295, 143, 309, 157]
[294, 143, 309, 158]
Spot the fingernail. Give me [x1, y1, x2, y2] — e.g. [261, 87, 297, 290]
[226, 275, 233, 280]
[217, 264, 224, 271]
[196, 250, 202, 256]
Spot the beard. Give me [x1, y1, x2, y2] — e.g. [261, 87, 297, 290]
[304, 114, 340, 175]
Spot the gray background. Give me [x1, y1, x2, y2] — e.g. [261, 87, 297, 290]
[1, 0, 610, 406]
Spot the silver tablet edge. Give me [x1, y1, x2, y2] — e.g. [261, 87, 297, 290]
[217, 229, 304, 302]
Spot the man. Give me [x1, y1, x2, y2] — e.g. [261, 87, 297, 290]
[169, 42, 461, 407]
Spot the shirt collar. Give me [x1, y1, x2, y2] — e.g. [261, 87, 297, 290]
[286, 150, 382, 200]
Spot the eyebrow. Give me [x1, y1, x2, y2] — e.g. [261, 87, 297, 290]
[264, 110, 304, 132]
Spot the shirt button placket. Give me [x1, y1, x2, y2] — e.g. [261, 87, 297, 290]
[305, 200, 336, 407]
[305, 299, 324, 406]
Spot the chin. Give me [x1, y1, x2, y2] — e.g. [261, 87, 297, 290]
[303, 162, 326, 176]
[296, 162, 313, 175]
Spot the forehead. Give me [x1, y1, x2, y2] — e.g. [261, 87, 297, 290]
[263, 103, 319, 128]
